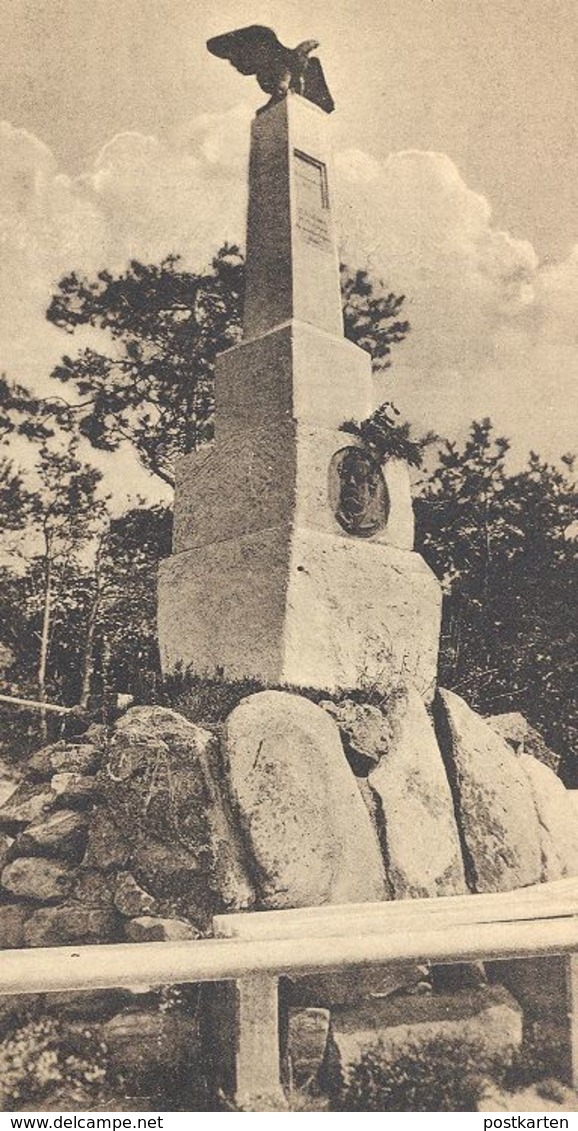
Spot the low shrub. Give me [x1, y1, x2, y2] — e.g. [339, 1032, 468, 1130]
[334, 1035, 498, 1112]
[0, 1016, 108, 1111]
[503, 1022, 568, 1090]
[162, 670, 265, 724]
[0, 992, 216, 1113]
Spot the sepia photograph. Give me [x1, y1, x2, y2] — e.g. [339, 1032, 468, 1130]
[0, 0, 576, 1116]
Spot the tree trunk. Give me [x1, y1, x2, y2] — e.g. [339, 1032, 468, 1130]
[79, 530, 107, 711]
[38, 542, 52, 743]
[100, 634, 114, 726]
[79, 591, 99, 713]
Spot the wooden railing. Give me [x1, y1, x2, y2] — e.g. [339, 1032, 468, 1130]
[1, 878, 578, 1109]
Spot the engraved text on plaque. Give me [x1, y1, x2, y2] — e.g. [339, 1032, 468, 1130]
[294, 149, 332, 251]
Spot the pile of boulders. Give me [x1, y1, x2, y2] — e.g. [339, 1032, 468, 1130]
[0, 714, 245, 1106]
[0, 686, 576, 1102]
[0, 713, 254, 952]
[219, 686, 578, 907]
[3, 689, 574, 952]
[0, 726, 116, 951]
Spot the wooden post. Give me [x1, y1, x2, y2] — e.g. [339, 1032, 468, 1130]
[567, 954, 578, 1089]
[0, 693, 72, 714]
[235, 975, 287, 1111]
[492, 953, 578, 1087]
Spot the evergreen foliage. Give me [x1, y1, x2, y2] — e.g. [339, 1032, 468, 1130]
[334, 1035, 492, 1111]
[0, 250, 574, 786]
[415, 420, 577, 780]
[1, 251, 411, 488]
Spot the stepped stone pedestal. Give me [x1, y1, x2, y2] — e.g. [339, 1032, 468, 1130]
[158, 93, 441, 700]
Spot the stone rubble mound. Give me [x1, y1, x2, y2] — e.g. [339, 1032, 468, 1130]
[0, 690, 575, 1097]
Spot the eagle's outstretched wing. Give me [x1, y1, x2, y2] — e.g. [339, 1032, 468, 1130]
[206, 25, 283, 77]
[303, 57, 335, 113]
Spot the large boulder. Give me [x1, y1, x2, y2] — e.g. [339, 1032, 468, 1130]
[435, 690, 542, 892]
[113, 872, 158, 918]
[368, 688, 467, 898]
[101, 706, 254, 923]
[485, 712, 528, 751]
[524, 724, 562, 775]
[84, 810, 131, 872]
[129, 838, 214, 925]
[50, 773, 102, 809]
[0, 834, 10, 873]
[0, 904, 30, 949]
[1, 857, 76, 903]
[49, 743, 102, 776]
[222, 691, 389, 908]
[286, 1007, 331, 1088]
[101, 1009, 201, 1089]
[319, 699, 391, 769]
[124, 916, 197, 942]
[485, 713, 561, 774]
[71, 869, 114, 909]
[23, 906, 119, 947]
[0, 782, 55, 835]
[519, 754, 578, 879]
[329, 985, 522, 1083]
[13, 809, 89, 862]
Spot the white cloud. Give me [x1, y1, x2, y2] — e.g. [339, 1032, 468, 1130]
[537, 245, 578, 343]
[189, 103, 253, 175]
[86, 129, 245, 271]
[0, 123, 107, 400]
[0, 113, 576, 491]
[0, 112, 249, 388]
[335, 147, 577, 461]
[337, 149, 540, 366]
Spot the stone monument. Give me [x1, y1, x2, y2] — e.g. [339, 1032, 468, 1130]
[158, 82, 442, 700]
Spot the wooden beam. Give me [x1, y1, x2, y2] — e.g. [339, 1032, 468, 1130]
[0, 693, 73, 715]
[1, 915, 578, 997]
[215, 879, 578, 941]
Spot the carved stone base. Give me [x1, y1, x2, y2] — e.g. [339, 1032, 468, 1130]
[158, 526, 441, 701]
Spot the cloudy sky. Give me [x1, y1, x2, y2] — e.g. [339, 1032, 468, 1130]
[1, 0, 576, 499]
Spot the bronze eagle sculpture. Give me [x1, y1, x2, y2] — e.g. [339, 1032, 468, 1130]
[206, 25, 335, 113]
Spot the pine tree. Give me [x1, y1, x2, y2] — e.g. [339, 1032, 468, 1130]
[416, 421, 577, 778]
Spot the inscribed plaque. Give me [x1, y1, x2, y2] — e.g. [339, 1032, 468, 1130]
[294, 149, 332, 251]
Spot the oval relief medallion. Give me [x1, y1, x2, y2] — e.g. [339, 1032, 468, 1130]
[329, 446, 389, 538]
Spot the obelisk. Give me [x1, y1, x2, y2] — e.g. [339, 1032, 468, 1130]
[158, 92, 441, 700]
